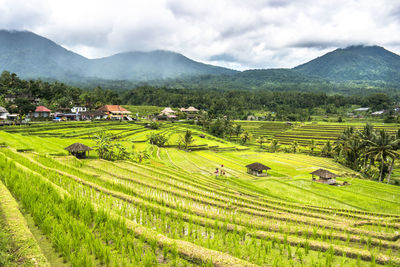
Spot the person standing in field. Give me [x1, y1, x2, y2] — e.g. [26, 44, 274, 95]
[215, 168, 219, 178]
[220, 164, 225, 176]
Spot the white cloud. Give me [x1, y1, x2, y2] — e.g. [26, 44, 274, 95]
[1, 0, 400, 70]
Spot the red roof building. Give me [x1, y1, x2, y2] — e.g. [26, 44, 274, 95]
[97, 105, 131, 114]
[33, 106, 51, 118]
[97, 105, 131, 119]
[35, 106, 51, 112]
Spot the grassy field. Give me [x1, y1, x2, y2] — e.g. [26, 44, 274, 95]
[0, 120, 400, 266]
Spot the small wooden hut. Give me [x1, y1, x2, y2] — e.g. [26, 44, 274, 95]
[246, 162, 271, 177]
[310, 169, 338, 185]
[65, 143, 93, 159]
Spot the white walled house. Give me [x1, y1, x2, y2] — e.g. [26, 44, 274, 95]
[0, 107, 9, 120]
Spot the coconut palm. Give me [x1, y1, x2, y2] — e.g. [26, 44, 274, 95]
[291, 141, 298, 153]
[256, 137, 267, 148]
[270, 139, 280, 153]
[365, 130, 399, 182]
[309, 139, 316, 155]
[240, 131, 252, 145]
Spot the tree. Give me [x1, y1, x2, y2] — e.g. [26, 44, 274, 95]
[270, 139, 280, 153]
[234, 124, 243, 137]
[240, 131, 251, 145]
[135, 149, 150, 163]
[93, 131, 114, 160]
[148, 132, 168, 147]
[10, 98, 35, 115]
[309, 139, 316, 155]
[291, 141, 298, 153]
[256, 137, 267, 149]
[321, 141, 333, 157]
[365, 130, 399, 183]
[180, 130, 194, 150]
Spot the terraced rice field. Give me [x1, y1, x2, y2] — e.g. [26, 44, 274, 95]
[238, 121, 400, 146]
[0, 121, 400, 266]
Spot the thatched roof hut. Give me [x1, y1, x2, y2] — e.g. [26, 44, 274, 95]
[161, 107, 175, 114]
[65, 143, 92, 158]
[310, 169, 338, 179]
[310, 169, 338, 185]
[246, 162, 271, 177]
[186, 106, 199, 112]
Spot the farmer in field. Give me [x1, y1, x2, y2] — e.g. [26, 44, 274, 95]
[215, 168, 219, 178]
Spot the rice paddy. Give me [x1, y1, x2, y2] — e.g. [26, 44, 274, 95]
[0, 120, 399, 266]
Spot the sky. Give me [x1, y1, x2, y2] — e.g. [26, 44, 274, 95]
[1, 0, 400, 70]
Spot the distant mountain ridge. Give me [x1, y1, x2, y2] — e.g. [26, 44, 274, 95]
[0, 30, 236, 82]
[1, 30, 400, 89]
[294, 45, 400, 83]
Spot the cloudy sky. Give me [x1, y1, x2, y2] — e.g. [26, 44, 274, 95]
[1, 0, 400, 70]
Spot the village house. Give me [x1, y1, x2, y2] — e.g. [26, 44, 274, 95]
[0, 107, 9, 120]
[247, 115, 257, 121]
[33, 106, 51, 118]
[180, 106, 199, 119]
[97, 105, 132, 120]
[246, 162, 271, 177]
[158, 107, 176, 120]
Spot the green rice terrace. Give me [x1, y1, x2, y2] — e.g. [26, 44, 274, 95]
[1, 120, 400, 266]
[237, 121, 400, 147]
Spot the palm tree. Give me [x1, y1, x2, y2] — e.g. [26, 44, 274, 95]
[365, 130, 399, 182]
[291, 141, 298, 153]
[234, 124, 243, 137]
[322, 141, 333, 157]
[309, 139, 316, 155]
[135, 149, 150, 163]
[180, 130, 194, 150]
[256, 137, 267, 148]
[240, 131, 251, 145]
[270, 139, 279, 153]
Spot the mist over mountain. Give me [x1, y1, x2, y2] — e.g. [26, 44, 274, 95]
[1, 30, 400, 92]
[0, 30, 236, 82]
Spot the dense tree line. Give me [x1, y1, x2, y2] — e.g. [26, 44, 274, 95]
[0, 71, 119, 112]
[122, 86, 394, 119]
[0, 71, 396, 120]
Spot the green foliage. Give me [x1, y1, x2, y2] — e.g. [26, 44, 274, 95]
[180, 130, 194, 150]
[239, 131, 251, 145]
[148, 132, 168, 147]
[149, 121, 160, 130]
[93, 130, 132, 161]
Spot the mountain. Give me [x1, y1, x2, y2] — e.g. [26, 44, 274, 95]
[0, 30, 236, 82]
[2, 30, 400, 91]
[294, 45, 400, 83]
[87, 50, 236, 80]
[0, 30, 88, 80]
